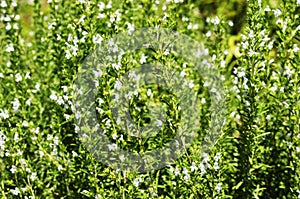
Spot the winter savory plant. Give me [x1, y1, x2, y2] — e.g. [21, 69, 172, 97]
[0, 0, 300, 198]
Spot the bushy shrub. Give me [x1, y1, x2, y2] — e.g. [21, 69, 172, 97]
[0, 0, 299, 198]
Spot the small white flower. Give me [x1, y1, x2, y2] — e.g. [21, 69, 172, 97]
[264, 5, 271, 12]
[106, 1, 112, 9]
[211, 16, 220, 25]
[215, 183, 222, 193]
[119, 154, 125, 161]
[237, 71, 245, 78]
[199, 162, 206, 175]
[293, 44, 300, 52]
[65, 49, 72, 59]
[114, 78, 122, 90]
[213, 161, 219, 171]
[93, 34, 103, 44]
[0, 109, 9, 119]
[23, 120, 29, 127]
[157, 120, 163, 127]
[183, 174, 190, 182]
[30, 172, 37, 181]
[1, 0, 7, 7]
[6, 23, 11, 30]
[108, 143, 117, 151]
[10, 187, 20, 195]
[50, 92, 58, 101]
[112, 62, 121, 70]
[273, 9, 282, 17]
[270, 85, 277, 92]
[140, 53, 147, 64]
[189, 80, 195, 89]
[133, 177, 142, 187]
[214, 152, 221, 161]
[182, 168, 188, 175]
[6, 44, 14, 52]
[147, 89, 152, 96]
[127, 23, 135, 35]
[190, 162, 197, 172]
[11, 98, 20, 113]
[174, 167, 180, 176]
[206, 31, 211, 37]
[15, 73, 22, 82]
[10, 165, 17, 173]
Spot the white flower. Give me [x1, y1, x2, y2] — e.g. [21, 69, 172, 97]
[202, 153, 210, 163]
[50, 92, 58, 101]
[264, 5, 271, 12]
[0, 109, 9, 119]
[30, 172, 37, 181]
[15, 73, 22, 82]
[293, 44, 300, 52]
[48, 22, 56, 30]
[10, 187, 20, 195]
[182, 168, 188, 175]
[190, 162, 197, 172]
[98, 2, 105, 10]
[106, 1, 112, 9]
[6, 23, 11, 30]
[23, 120, 29, 127]
[237, 71, 245, 78]
[93, 34, 103, 44]
[119, 154, 125, 161]
[6, 43, 14, 52]
[273, 9, 282, 17]
[65, 49, 72, 59]
[199, 162, 206, 175]
[1, 0, 7, 7]
[189, 80, 195, 89]
[10, 165, 17, 173]
[140, 53, 147, 64]
[258, 0, 262, 7]
[11, 98, 20, 113]
[174, 167, 180, 176]
[58, 165, 63, 171]
[180, 70, 186, 77]
[112, 62, 121, 70]
[248, 50, 259, 57]
[157, 120, 163, 127]
[214, 152, 221, 161]
[183, 174, 190, 182]
[211, 16, 220, 25]
[270, 85, 277, 92]
[215, 183, 222, 193]
[133, 177, 142, 187]
[213, 161, 219, 171]
[127, 23, 135, 35]
[108, 143, 117, 151]
[114, 78, 122, 90]
[147, 89, 152, 96]
[164, 49, 170, 55]
[25, 72, 31, 79]
[205, 31, 211, 37]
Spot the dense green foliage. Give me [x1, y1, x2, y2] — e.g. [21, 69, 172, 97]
[0, 0, 300, 198]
